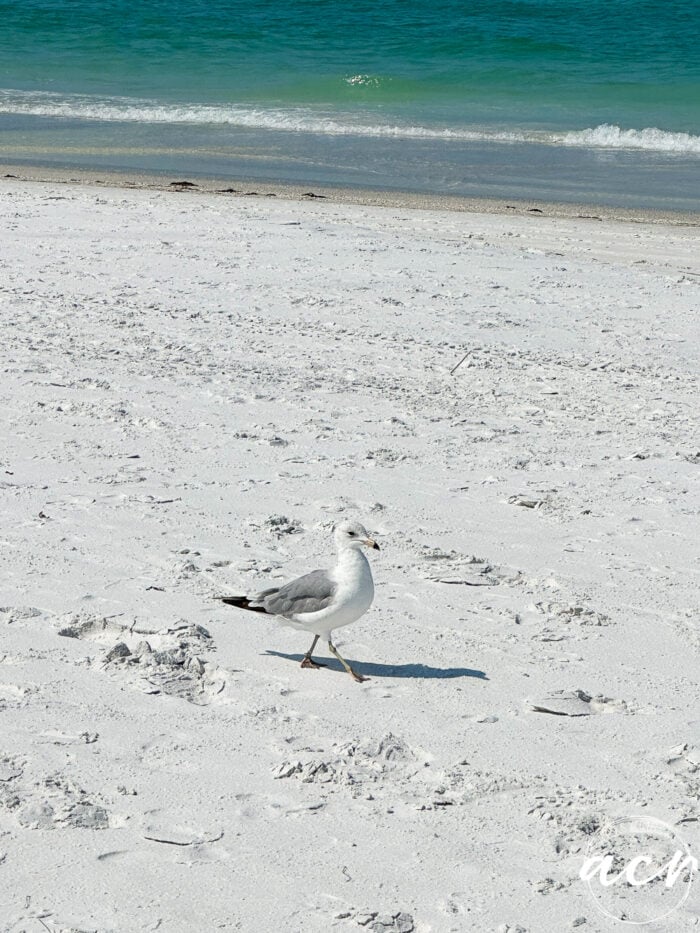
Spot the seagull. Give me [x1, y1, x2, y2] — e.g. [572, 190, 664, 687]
[219, 521, 380, 683]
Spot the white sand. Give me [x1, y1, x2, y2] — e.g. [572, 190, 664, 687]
[1, 179, 698, 932]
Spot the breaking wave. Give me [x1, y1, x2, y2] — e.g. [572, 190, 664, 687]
[2, 90, 699, 155]
[560, 123, 700, 153]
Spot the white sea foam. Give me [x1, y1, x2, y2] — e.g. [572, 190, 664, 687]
[561, 123, 700, 153]
[344, 74, 383, 88]
[2, 89, 699, 155]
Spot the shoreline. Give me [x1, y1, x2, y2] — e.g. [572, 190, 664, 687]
[3, 160, 700, 227]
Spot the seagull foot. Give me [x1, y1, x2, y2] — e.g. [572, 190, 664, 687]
[350, 670, 369, 683]
[301, 657, 325, 670]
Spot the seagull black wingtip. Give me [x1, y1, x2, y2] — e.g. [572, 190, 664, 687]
[218, 596, 269, 614]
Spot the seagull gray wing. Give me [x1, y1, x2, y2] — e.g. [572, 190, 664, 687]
[256, 569, 337, 618]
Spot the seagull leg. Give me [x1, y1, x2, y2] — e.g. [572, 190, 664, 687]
[301, 634, 325, 669]
[327, 640, 368, 683]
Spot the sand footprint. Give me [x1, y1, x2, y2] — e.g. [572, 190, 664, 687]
[1, 764, 111, 832]
[57, 613, 228, 705]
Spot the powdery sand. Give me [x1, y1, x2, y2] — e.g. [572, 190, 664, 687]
[1, 179, 698, 932]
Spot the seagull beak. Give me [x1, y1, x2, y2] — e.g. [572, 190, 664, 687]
[364, 538, 380, 551]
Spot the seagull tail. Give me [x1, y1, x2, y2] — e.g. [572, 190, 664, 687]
[218, 596, 270, 615]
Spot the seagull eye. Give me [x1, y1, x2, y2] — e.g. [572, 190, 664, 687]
[348, 531, 356, 537]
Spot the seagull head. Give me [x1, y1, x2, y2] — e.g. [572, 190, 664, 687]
[334, 520, 380, 552]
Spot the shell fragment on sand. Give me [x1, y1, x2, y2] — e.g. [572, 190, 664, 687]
[528, 689, 628, 716]
[143, 813, 224, 846]
[528, 689, 595, 716]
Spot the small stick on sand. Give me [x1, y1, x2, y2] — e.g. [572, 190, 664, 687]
[450, 350, 472, 375]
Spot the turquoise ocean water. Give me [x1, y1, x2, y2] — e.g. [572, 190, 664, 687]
[1, 0, 699, 207]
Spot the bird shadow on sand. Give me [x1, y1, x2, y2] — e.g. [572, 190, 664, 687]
[264, 651, 488, 681]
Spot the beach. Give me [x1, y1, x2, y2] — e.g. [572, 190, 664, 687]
[1, 174, 699, 931]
